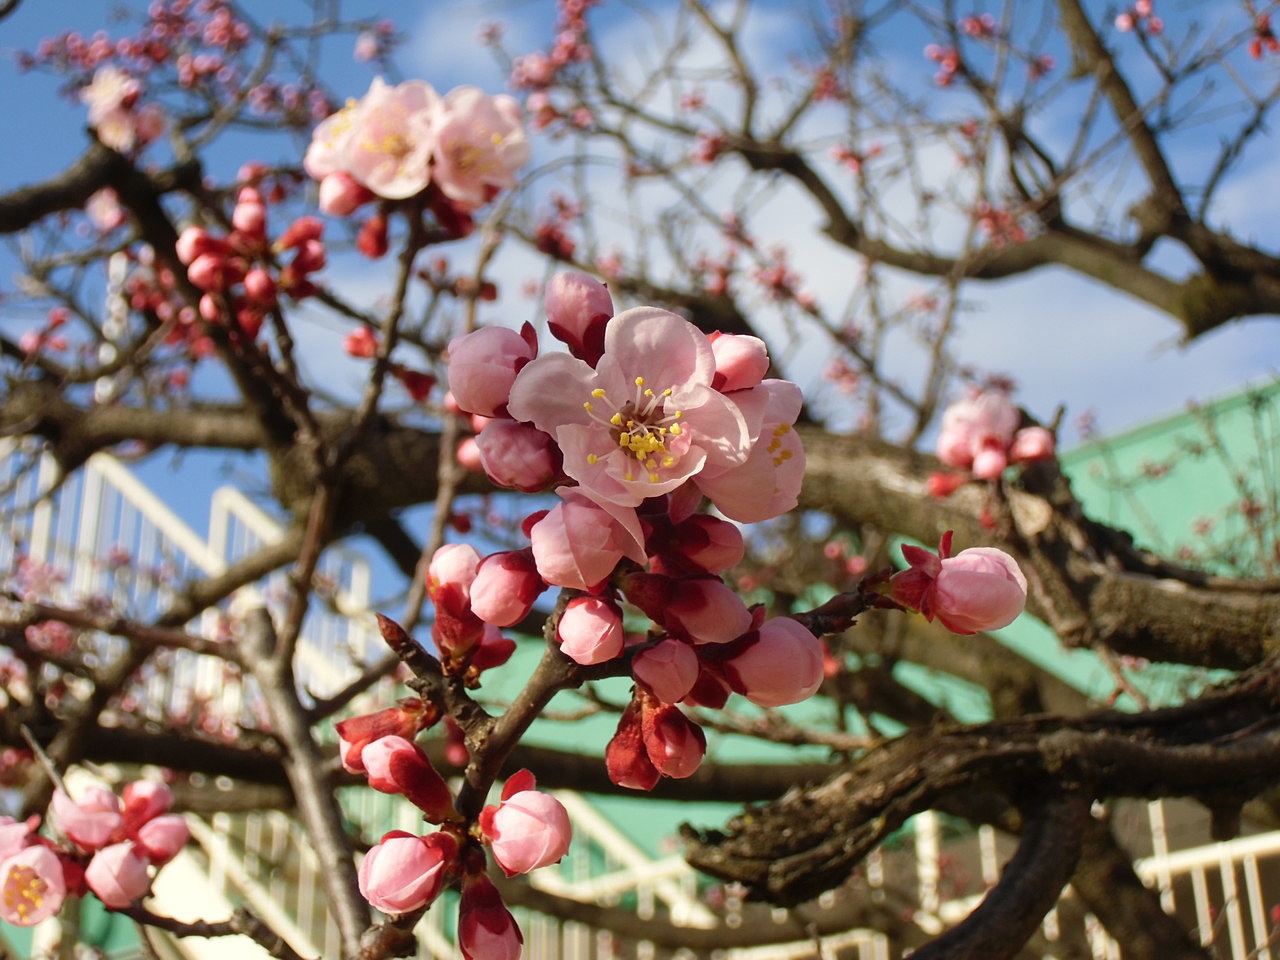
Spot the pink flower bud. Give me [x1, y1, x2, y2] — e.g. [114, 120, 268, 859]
[318, 171, 374, 216]
[447, 324, 538, 418]
[335, 698, 432, 774]
[343, 326, 379, 359]
[481, 786, 572, 877]
[356, 213, 389, 258]
[708, 332, 769, 392]
[663, 514, 744, 574]
[358, 830, 457, 916]
[291, 238, 327, 274]
[632, 638, 699, 703]
[52, 786, 122, 852]
[120, 781, 172, 835]
[84, 842, 150, 908]
[470, 549, 545, 627]
[970, 443, 1008, 480]
[175, 225, 226, 265]
[242, 267, 277, 305]
[459, 872, 523, 960]
[134, 815, 188, 865]
[275, 216, 324, 251]
[1009, 426, 1055, 463]
[474, 420, 561, 492]
[0, 844, 67, 926]
[428, 543, 485, 660]
[557, 596, 624, 665]
[544, 271, 613, 365]
[722, 617, 824, 707]
[605, 700, 660, 791]
[186, 252, 242, 292]
[456, 436, 484, 472]
[641, 700, 706, 778]
[232, 188, 267, 238]
[361, 736, 457, 822]
[529, 490, 646, 592]
[666, 577, 753, 645]
[891, 532, 1027, 635]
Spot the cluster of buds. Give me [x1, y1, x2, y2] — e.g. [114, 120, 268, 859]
[1115, 1, 1163, 35]
[304, 76, 529, 247]
[1249, 15, 1278, 59]
[337, 702, 568, 960]
[924, 43, 962, 86]
[0, 779, 189, 926]
[439, 272, 820, 789]
[176, 195, 328, 341]
[508, 0, 598, 131]
[932, 387, 1055, 490]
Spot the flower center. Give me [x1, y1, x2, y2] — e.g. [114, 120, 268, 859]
[582, 376, 684, 482]
[3, 864, 47, 922]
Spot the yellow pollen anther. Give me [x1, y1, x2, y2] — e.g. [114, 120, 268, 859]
[583, 401, 594, 412]
[644, 389, 654, 397]
[587, 454, 598, 465]
[610, 413, 623, 425]
[592, 388, 607, 398]
[649, 471, 661, 482]
[669, 423, 683, 436]
[634, 376, 645, 387]
[662, 456, 675, 467]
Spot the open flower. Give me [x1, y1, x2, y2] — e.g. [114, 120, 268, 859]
[432, 87, 530, 211]
[0, 845, 66, 926]
[342, 78, 441, 199]
[507, 307, 751, 509]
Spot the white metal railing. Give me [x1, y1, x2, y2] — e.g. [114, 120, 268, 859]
[6, 444, 1280, 959]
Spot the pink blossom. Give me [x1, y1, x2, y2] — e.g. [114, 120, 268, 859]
[507, 307, 752, 509]
[1009, 426, 1055, 463]
[447, 324, 538, 418]
[935, 390, 1020, 478]
[85, 842, 151, 908]
[668, 577, 753, 644]
[722, 617, 824, 707]
[632, 639, 699, 703]
[358, 830, 457, 915]
[481, 778, 571, 877]
[344, 326, 379, 359]
[361, 736, 456, 821]
[81, 66, 159, 152]
[335, 699, 431, 774]
[343, 78, 441, 199]
[427, 544, 483, 657]
[544, 271, 614, 365]
[892, 532, 1027, 634]
[134, 815, 189, 866]
[708, 333, 769, 392]
[432, 87, 530, 211]
[694, 379, 805, 523]
[318, 171, 374, 216]
[459, 872, 523, 960]
[0, 817, 34, 861]
[0, 845, 66, 925]
[654, 514, 744, 574]
[473, 420, 561, 492]
[529, 489, 646, 591]
[557, 596, 625, 665]
[469, 549, 545, 627]
[52, 786, 122, 851]
[120, 781, 172, 835]
[641, 701, 706, 778]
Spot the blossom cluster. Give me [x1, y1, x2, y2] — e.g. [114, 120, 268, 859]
[438, 272, 820, 790]
[337, 704, 568, 960]
[0, 779, 189, 926]
[176, 190, 329, 342]
[304, 77, 529, 221]
[933, 386, 1055, 488]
